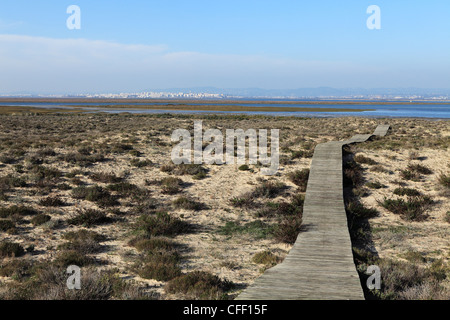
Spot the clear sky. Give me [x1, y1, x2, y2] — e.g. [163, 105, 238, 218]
[1, 0, 450, 94]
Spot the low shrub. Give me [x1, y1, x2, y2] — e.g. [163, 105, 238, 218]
[379, 195, 434, 221]
[0, 205, 37, 218]
[39, 196, 66, 207]
[255, 198, 303, 218]
[252, 181, 287, 198]
[0, 174, 26, 189]
[174, 164, 204, 175]
[128, 237, 175, 253]
[0, 219, 15, 232]
[273, 215, 302, 244]
[90, 172, 122, 183]
[407, 163, 433, 175]
[0, 241, 25, 258]
[393, 188, 422, 197]
[52, 250, 94, 267]
[129, 237, 182, 282]
[173, 197, 205, 211]
[400, 169, 420, 181]
[106, 182, 144, 198]
[31, 214, 51, 226]
[355, 154, 378, 165]
[346, 201, 379, 220]
[134, 259, 182, 281]
[130, 158, 152, 168]
[133, 197, 160, 215]
[72, 186, 119, 207]
[135, 212, 190, 237]
[366, 181, 386, 189]
[229, 193, 255, 208]
[59, 229, 106, 254]
[165, 271, 233, 300]
[252, 250, 282, 267]
[238, 164, 250, 171]
[287, 169, 309, 192]
[160, 177, 183, 195]
[67, 209, 113, 228]
[0, 259, 33, 279]
[61, 152, 105, 167]
[438, 173, 450, 188]
[344, 161, 364, 187]
[290, 149, 314, 159]
[217, 220, 275, 240]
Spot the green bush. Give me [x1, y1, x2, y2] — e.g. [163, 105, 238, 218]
[134, 259, 182, 281]
[0, 174, 26, 189]
[173, 197, 205, 211]
[288, 169, 310, 192]
[344, 161, 364, 187]
[217, 220, 275, 240]
[90, 172, 122, 183]
[379, 195, 434, 221]
[39, 196, 66, 207]
[400, 169, 420, 181]
[354, 154, 378, 165]
[174, 164, 207, 176]
[129, 237, 182, 282]
[72, 186, 118, 207]
[438, 173, 450, 188]
[128, 237, 175, 253]
[0, 219, 15, 232]
[52, 250, 94, 267]
[165, 271, 233, 300]
[393, 187, 422, 197]
[68, 209, 113, 228]
[229, 193, 255, 208]
[346, 201, 379, 219]
[160, 177, 183, 195]
[136, 212, 190, 237]
[0, 241, 25, 258]
[31, 214, 51, 226]
[238, 164, 250, 171]
[0, 205, 38, 218]
[255, 198, 303, 218]
[273, 216, 302, 244]
[106, 182, 143, 198]
[59, 229, 105, 255]
[252, 181, 287, 198]
[130, 158, 152, 168]
[0, 259, 32, 279]
[407, 163, 433, 175]
[252, 250, 282, 266]
[366, 181, 386, 189]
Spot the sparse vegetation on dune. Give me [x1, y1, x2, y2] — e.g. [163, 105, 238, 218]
[344, 136, 449, 300]
[0, 113, 447, 300]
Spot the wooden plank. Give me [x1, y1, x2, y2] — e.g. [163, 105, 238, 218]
[237, 124, 390, 300]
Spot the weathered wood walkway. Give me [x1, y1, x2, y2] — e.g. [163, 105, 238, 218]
[238, 124, 390, 300]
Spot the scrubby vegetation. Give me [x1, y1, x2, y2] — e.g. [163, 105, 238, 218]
[0, 112, 447, 300]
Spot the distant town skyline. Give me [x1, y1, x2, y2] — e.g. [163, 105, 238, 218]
[2, 87, 449, 100]
[1, 1, 450, 94]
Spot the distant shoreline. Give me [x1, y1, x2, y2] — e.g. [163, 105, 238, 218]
[0, 105, 373, 114]
[1, 97, 450, 105]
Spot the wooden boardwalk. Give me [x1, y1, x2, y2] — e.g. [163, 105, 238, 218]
[237, 124, 390, 300]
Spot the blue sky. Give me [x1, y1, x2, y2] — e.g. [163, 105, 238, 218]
[1, 0, 450, 93]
